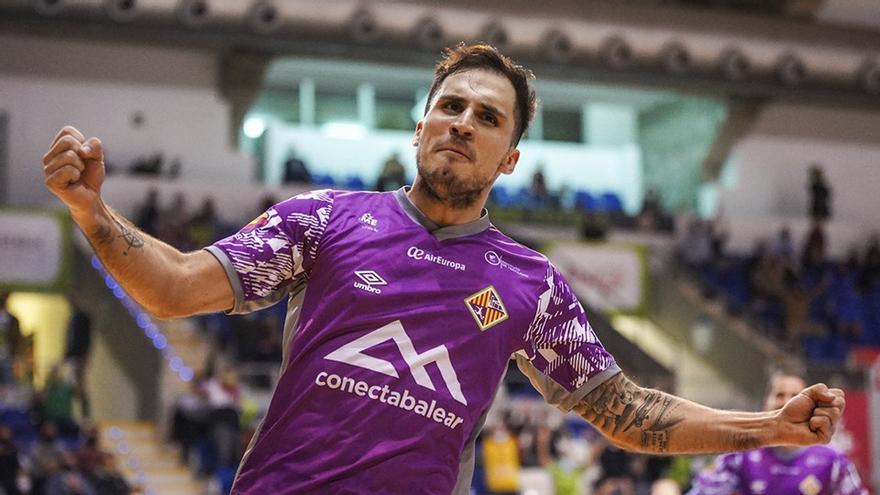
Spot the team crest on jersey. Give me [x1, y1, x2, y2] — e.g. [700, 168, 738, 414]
[465, 286, 509, 331]
[798, 475, 822, 495]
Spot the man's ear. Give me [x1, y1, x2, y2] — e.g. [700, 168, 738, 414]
[500, 148, 520, 175]
[412, 121, 424, 147]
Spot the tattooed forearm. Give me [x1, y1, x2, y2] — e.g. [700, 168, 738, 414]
[576, 373, 775, 455]
[574, 373, 684, 454]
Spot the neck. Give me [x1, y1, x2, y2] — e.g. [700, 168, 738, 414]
[407, 178, 489, 227]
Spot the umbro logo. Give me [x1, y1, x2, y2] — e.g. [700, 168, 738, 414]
[354, 270, 386, 294]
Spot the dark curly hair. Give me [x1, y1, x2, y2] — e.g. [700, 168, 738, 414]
[425, 43, 537, 147]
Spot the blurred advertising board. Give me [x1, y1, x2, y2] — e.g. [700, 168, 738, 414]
[0, 209, 70, 291]
[544, 242, 648, 314]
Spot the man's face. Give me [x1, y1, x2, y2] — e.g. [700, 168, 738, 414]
[764, 374, 806, 411]
[413, 68, 520, 209]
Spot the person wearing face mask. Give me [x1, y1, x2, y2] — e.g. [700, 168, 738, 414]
[687, 368, 867, 495]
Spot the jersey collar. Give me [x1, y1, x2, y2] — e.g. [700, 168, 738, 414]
[394, 187, 491, 241]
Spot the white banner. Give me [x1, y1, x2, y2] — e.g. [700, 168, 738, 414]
[0, 210, 66, 287]
[545, 242, 646, 312]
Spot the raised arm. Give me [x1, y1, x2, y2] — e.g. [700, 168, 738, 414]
[573, 372, 845, 455]
[43, 126, 233, 318]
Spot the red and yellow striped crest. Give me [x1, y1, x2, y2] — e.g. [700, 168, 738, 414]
[465, 286, 509, 331]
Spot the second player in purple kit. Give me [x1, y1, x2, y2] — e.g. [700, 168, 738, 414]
[42, 43, 848, 495]
[688, 369, 867, 495]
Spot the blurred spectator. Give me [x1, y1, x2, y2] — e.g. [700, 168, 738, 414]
[776, 274, 829, 349]
[375, 153, 407, 192]
[128, 152, 163, 177]
[282, 151, 312, 184]
[748, 243, 787, 319]
[529, 167, 549, 206]
[28, 422, 71, 495]
[91, 455, 130, 495]
[170, 375, 210, 466]
[251, 315, 282, 363]
[638, 188, 663, 231]
[0, 292, 23, 385]
[680, 218, 711, 269]
[0, 424, 22, 495]
[64, 295, 92, 419]
[205, 367, 242, 474]
[581, 212, 609, 241]
[808, 164, 832, 222]
[594, 440, 636, 495]
[157, 192, 189, 249]
[188, 197, 222, 247]
[45, 468, 96, 495]
[858, 235, 880, 292]
[257, 195, 277, 217]
[831, 250, 863, 340]
[801, 222, 827, 273]
[771, 226, 795, 259]
[481, 420, 520, 495]
[536, 423, 588, 495]
[167, 157, 182, 179]
[33, 365, 78, 436]
[73, 427, 104, 482]
[134, 188, 160, 237]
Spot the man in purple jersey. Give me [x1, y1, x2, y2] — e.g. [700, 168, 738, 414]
[42, 43, 845, 494]
[688, 368, 867, 495]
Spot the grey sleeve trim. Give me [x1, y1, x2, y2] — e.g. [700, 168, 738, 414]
[515, 354, 622, 412]
[204, 245, 245, 315]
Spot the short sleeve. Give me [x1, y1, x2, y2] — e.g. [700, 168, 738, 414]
[515, 263, 620, 411]
[205, 190, 334, 314]
[686, 453, 743, 495]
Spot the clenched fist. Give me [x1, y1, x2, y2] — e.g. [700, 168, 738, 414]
[778, 383, 845, 446]
[43, 126, 105, 215]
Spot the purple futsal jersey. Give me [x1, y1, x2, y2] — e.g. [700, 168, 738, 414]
[207, 188, 619, 494]
[688, 446, 868, 495]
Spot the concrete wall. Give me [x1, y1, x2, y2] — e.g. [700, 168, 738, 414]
[0, 33, 253, 208]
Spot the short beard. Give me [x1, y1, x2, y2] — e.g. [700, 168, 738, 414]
[415, 152, 496, 210]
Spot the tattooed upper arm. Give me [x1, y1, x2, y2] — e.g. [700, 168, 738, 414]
[573, 373, 685, 454]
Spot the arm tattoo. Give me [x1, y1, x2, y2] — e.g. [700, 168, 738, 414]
[88, 217, 145, 255]
[575, 374, 684, 453]
[116, 221, 145, 256]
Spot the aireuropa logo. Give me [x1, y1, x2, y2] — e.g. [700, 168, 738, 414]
[354, 270, 386, 294]
[320, 320, 467, 430]
[406, 246, 466, 271]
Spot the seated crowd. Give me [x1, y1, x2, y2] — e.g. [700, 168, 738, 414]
[0, 363, 132, 495]
[681, 218, 880, 363]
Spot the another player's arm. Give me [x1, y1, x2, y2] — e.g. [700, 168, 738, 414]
[573, 372, 844, 455]
[43, 126, 233, 318]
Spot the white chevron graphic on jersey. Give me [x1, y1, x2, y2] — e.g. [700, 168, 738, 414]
[324, 320, 467, 405]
